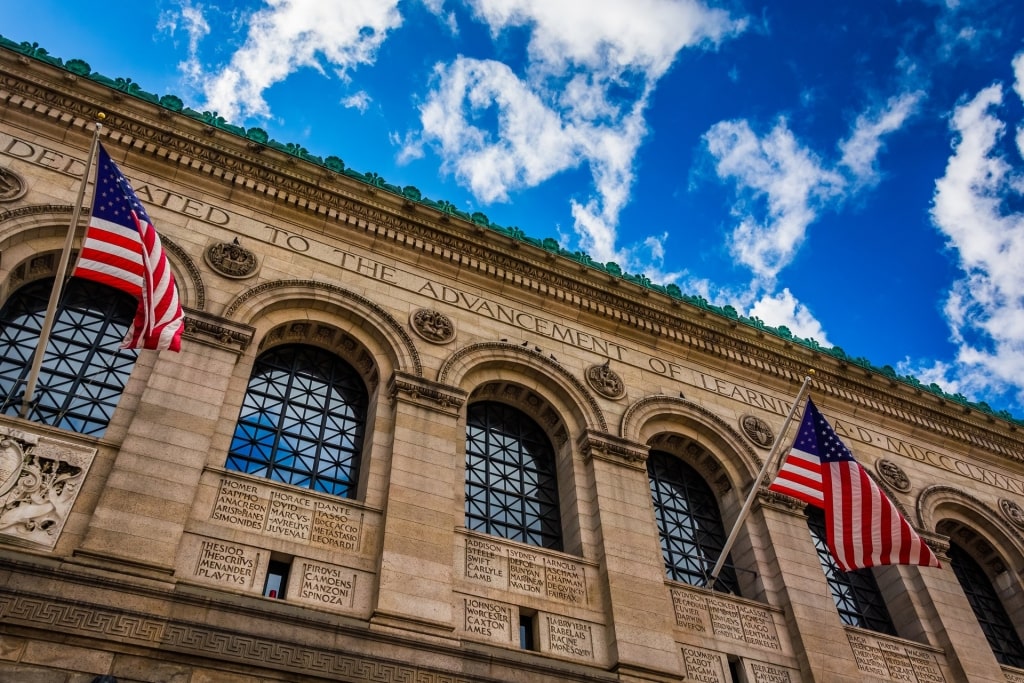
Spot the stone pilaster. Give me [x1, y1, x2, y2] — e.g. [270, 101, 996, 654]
[75, 312, 252, 572]
[577, 431, 684, 681]
[370, 372, 466, 639]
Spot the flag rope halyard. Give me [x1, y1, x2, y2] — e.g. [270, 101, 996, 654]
[19, 115, 106, 419]
[704, 370, 815, 589]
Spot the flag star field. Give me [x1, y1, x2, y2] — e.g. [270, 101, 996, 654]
[4, 0, 1024, 413]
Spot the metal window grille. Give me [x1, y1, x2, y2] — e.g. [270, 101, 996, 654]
[0, 277, 137, 437]
[227, 344, 367, 498]
[647, 450, 739, 593]
[806, 506, 897, 634]
[464, 401, 563, 551]
[948, 542, 1024, 668]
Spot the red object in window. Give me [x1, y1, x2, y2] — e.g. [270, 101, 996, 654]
[269, 590, 277, 598]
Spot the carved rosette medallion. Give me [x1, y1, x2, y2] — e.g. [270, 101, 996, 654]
[876, 459, 911, 492]
[410, 308, 455, 344]
[999, 499, 1024, 530]
[0, 167, 27, 202]
[739, 415, 773, 449]
[204, 239, 258, 278]
[585, 361, 625, 400]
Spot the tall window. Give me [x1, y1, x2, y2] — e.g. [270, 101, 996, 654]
[0, 277, 137, 436]
[464, 401, 562, 550]
[806, 507, 896, 634]
[647, 450, 738, 593]
[948, 541, 1024, 668]
[227, 344, 367, 498]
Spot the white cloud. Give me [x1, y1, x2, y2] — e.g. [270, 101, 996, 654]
[926, 56, 1024, 406]
[201, 0, 402, 122]
[411, 0, 747, 267]
[839, 91, 924, 185]
[158, 2, 211, 83]
[704, 118, 844, 283]
[341, 91, 372, 113]
[748, 288, 831, 345]
[704, 88, 922, 288]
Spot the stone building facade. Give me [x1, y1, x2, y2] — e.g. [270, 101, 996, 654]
[1, 40, 1024, 682]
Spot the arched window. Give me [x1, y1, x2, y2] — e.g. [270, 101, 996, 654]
[227, 344, 367, 498]
[948, 541, 1024, 668]
[0, 277, 137, 436]
[464, 401, 562, 551]
[806, 507, 896, 634]
[647, 450, 738, 593]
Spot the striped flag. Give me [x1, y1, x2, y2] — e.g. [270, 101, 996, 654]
[73, 144, 183, 351]
[769, 398, 939, 571]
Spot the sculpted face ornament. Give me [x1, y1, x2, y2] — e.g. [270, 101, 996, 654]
[585, 361, 625, 400]
[0, 167, 26, 202]
[739, 415, 774, 449]
[410, 308, 455, 344]
[876, 459, 911, 492]
[205, 238, 258, 278]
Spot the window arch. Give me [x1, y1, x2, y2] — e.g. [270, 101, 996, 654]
[464, 400, 563, 551]
[948, 541, 1024, 668]
[806, 506, 896, 634]
[227, 343, 368, 498]
[647, 449, 738, 593]
[0, 277, 137, 436]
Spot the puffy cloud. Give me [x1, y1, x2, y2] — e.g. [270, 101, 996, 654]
[201, 0, 402, 122]
[748, 288, 831, 345]
[926, 61, 1024, 405]
[704, 89, 922, 287]
[158, 2, 211, 83]
[704, 118, 844, 283]
[412, 0, 746, 266]
[341, 91, 372, 113]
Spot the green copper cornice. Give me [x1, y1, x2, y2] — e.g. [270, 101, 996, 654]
[1, 34, 1019, 426]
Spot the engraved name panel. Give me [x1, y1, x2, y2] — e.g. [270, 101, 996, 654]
[682, 646, 726, 683]
[460, 533, 592, 606]
[748, 662, 793, 683]
[466, 536, 506, 584]
[462, 597, 514, 644]
[670, 586, 782, 651]
[294, 559, 358, 610]
[192, 540, 259, 589]
[209, 476, 365, 552]
[847, 631, 946, 682]
[546, 615, 594, 660]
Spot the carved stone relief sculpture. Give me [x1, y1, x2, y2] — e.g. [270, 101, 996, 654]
[0, 426, 95, 549]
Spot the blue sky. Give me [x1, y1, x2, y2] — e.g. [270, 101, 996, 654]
[4, 0, 1024, 415]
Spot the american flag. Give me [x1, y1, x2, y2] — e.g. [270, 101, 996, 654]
[73, 144, 183, 351]
[769, 398, 939, 571]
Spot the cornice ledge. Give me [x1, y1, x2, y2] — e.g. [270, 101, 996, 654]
[387, 371, 467, 414]
[182, 307, 254, 354]
[577, 430, 648, 469]
[756, 488, 806, 515]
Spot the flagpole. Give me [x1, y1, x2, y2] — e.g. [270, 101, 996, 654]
[704, 370, 815, 589]
[19, 116, 105, 419]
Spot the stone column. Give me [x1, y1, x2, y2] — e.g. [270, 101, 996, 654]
[577, 431, 684, 682]
[894, 537, 1008, 681]
[754, 493, 868, 683]
[75, 311, 253, 573]
[369, 372, 466, 640]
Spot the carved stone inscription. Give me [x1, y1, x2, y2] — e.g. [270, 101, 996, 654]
[266, 490, 312, 540]
[1005, 671, 1024, 683]
[0, 427, 95, 550]
[194, 541, 258, 588]
[671, 587, 781, 651]
[463, 537, 589, 605]
[847, 632, 945, 682]
[748, 662, 792, 683]
[295, 559, 357, 609]
[463, 597, 513, 642]
[210, 477, 363, 551]
[671, 589, 710, 633]
[546, 615, 593, 659]
[466, 536, 505, 584]
[682, 646, 725, 683]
